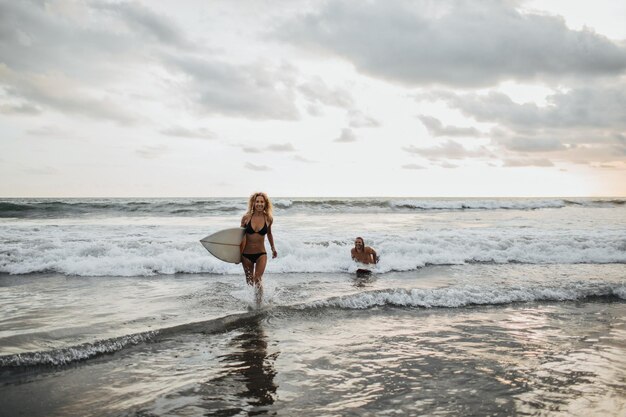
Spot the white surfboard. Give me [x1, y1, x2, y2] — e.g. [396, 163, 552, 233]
[200, 227, 245, 264]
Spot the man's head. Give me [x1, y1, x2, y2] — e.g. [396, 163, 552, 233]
[354, 237, 364, 250]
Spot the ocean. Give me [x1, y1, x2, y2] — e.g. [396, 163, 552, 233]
[0, 197, 625, 416]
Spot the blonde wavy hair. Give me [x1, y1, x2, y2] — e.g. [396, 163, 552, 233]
[246, 192, 273, 220]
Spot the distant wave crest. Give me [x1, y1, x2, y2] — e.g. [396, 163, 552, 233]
[1, 198, 624, 218]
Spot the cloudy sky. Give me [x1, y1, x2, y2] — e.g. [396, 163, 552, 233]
[1, 0, 625, 197]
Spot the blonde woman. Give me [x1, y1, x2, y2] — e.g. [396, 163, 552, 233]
[240, 192, 277, 287]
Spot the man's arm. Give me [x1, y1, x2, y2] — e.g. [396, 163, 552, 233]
[368, 247, 378, 264]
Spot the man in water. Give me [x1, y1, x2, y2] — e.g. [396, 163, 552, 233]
[351, 237, 377, 265]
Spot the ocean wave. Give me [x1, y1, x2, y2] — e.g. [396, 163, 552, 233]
[0, 331, 157, 368]
[0, 199, 247, 219]
[0, 311, 261, 369]
[1, 227, 625, 276]
[2, 281, 623, 369]
[300, 282, 626, 310]
[1, 198, 624, 218]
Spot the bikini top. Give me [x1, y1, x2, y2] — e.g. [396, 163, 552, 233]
[245, 218, 268, 235]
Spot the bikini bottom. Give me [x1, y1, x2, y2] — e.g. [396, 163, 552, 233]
[242, 252, 267, 263]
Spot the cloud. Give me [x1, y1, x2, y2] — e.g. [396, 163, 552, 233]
[417, 115, 482, 137]
[240, 143, 296, 153]
[298, 77, 353, 108]
[425, 80, 626, 165]
[163, 54, 299, 120]
[0, 1, 178, 123]
[266, 143, 296, 152]
[403, 140, 492, 160]
[26, 125, 76, 138]
[0, 2, 299, 122]
[161, 126, 216, 139]
[293, 155, 317, 163]
[502, 158, 554, 167]
[0, 102, 41, 115]
[349, 110, 380, 128]
[92, 1, 189, 47]
[432, 84, 626, 130]
[245, 162, 272, 171]
[276, 0, 626, 87]
[0, 1, 184, 75]
[0, 65, 138, 124]
[439, 161, 459, 169]
[494, 133, 566, 152]
[242, 146, 262, 153]
[334, 128, 357, 143]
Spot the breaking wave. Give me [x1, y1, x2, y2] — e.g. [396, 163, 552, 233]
[1, 281, 623, 369]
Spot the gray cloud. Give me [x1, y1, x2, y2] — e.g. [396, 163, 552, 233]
[334, 128, 357, 143]
[349, 109, 380, 128]
[266, 143, 296, 152]
[0, 65, 138, 124]
[242, 146, 262, 153]
[502, 158, 554, 167]
[306, 103, 324, 116]
[434, 84, 626, 130]
[161, 126, 216, 139]
[293, 155, 317, 163]
[417, 115, 482, 137]
[92, 1, 188, 47]
[245, 162, 272, 171]
[403, 140, 492, 160]
[240, 143, 296, 153]
[298, 77, 353, 108]
[424, 81, 626, 165]
[439, 161, 459, 169]
[0, 1, 178, 123]
[0, 1, 299, 122]
[276, 0, 626, 87]
[26, 125, 76, 138]
[0, 1, 182, 76]
[164, 54, 299, 120]
[0, 102, 41, 115]
[489, 128, 567, 152]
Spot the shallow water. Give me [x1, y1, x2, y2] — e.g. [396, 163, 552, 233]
[1, 296, 624, 417]
[1, 197, 625, 415]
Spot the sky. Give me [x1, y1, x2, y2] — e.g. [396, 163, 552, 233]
[1, 0, 625, 198]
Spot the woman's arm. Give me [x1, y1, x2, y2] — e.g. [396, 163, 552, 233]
[267, 219, 277, 258]
[239, 215, 249, 261]
[240, 214, 250, 227]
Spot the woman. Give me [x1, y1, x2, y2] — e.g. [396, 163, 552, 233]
[240, 192, 277, 287]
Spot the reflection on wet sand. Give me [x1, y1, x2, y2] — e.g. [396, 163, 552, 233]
[187, 314, 278, 416]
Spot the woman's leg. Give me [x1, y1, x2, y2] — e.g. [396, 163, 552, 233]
[252, 254, 268, 286]
[241, 256, 254, 285]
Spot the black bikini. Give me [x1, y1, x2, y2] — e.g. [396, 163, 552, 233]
[242, 252, 266, 263]
[245, 220, 268, 236]
[242, 219, 268, 263]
